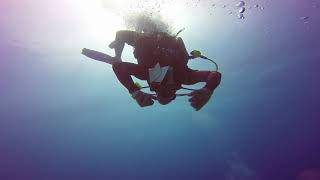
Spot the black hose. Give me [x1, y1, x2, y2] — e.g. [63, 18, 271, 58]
[206, 58, 219, 72]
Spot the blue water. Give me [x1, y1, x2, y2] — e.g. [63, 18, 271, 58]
[1, 1, 320, 180]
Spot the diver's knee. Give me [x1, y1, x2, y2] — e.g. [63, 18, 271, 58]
[112, 61, 123, 73]
[115, 31, 126, 42]
[215, 71, 222, 84]
[216, 71, 222, 79]
[116, 30, 133, 40]
[115, 30, 138, 46]
[115, 30, 126, 37]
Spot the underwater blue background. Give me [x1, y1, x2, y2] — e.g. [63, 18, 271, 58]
[0, 0, 320, 179]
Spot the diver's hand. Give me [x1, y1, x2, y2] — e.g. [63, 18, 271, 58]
[131, 90, 155, 108]
[188, 88, 213, 111]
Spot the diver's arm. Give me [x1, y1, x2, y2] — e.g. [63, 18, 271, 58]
[109, 30, 140, 60]
[112, 62, 148, 94]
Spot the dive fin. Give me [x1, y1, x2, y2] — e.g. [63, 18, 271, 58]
[82, 48, 119, 65]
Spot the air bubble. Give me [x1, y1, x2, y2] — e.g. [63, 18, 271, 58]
[236, 1, 245, 7]
[239, 7, 245, 13]
[300, 16, 309, 21]
[238, 13, 245, 19]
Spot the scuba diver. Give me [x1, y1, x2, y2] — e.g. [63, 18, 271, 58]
[82, 30, 221, 111]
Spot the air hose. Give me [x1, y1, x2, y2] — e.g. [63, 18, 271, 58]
[189, 50, 219, 72]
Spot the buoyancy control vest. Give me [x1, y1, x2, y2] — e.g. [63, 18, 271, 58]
[133, 32, 189, 86]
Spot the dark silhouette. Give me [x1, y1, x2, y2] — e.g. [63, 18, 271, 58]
[82, 30, 221, 111]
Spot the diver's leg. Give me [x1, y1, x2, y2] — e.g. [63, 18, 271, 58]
[82, 48, 117, 65]
[183, 69, 222, 92]
[112, 62, 148, 93]
[183, 69, 222, 111]
[109, 30, 139, 60]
